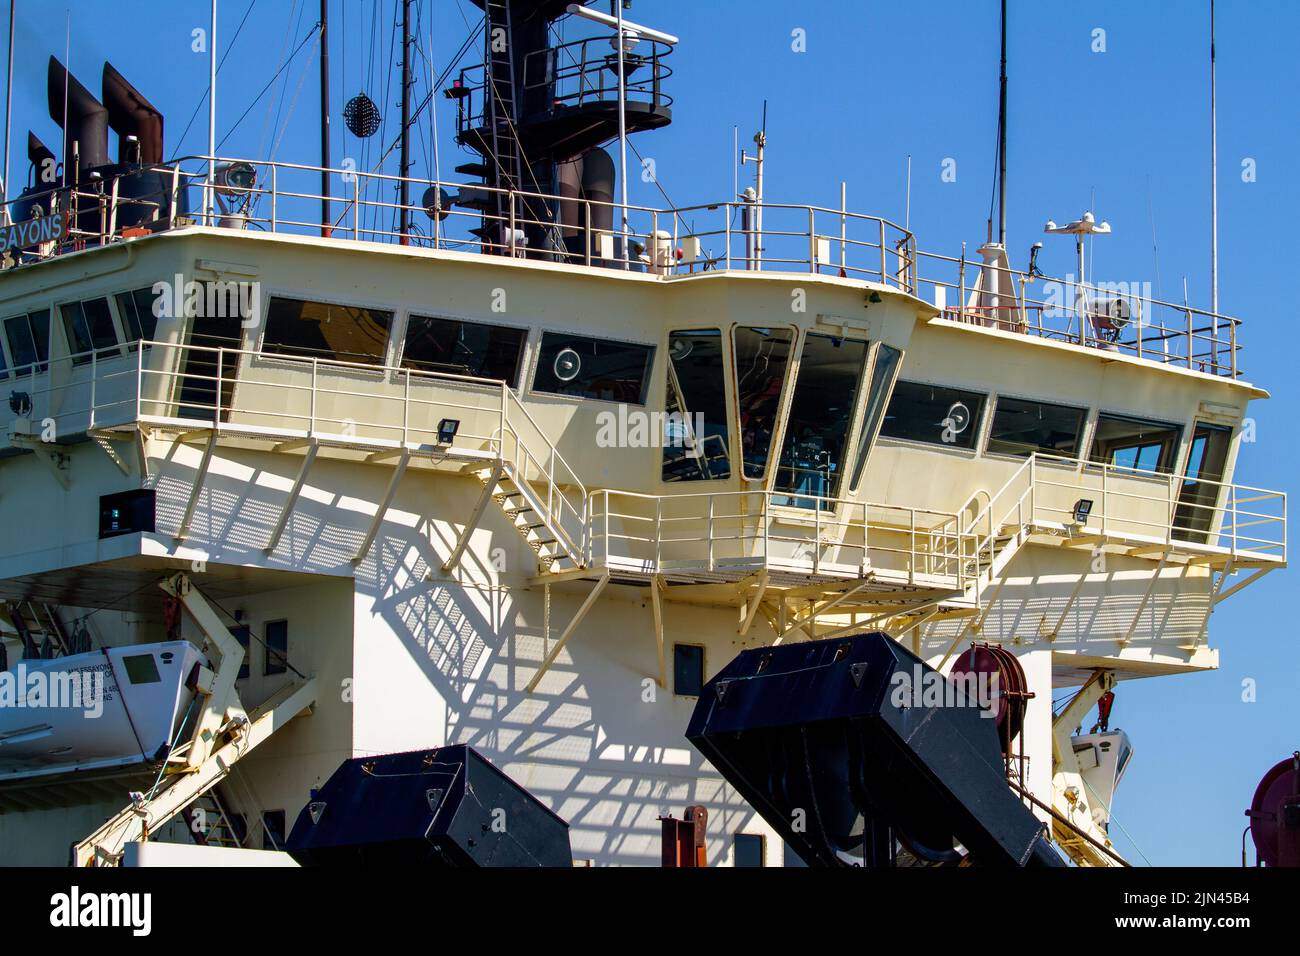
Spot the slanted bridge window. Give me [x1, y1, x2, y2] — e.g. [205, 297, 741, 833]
[261, 296, 394, 365]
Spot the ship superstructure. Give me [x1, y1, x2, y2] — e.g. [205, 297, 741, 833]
[0, 1, 1285, 867]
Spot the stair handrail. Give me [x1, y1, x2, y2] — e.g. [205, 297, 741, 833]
[496, 384, 589, 564]
[964, 454, 1039, 576]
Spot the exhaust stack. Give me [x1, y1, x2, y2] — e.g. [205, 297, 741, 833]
[102, 61, 164, 164]
[47, 56, 109, 182]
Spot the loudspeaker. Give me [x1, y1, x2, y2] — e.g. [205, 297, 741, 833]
[286, 744, 573, 867]
[686, 632, 1061, 867]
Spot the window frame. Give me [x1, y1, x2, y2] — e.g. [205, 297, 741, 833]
[254, 292, 398, 367]
[729, 323, 801, 484]
[983, 392, 1090, 460]
[397, 311, 530, 387]
[662, 326, 735, 483]
[528, 327, 657, 406]
[874, 378, 990, 456]
[672, 642, 706, 698]
[1088, 411, 1184, 477]
[56, 295, 124, 366]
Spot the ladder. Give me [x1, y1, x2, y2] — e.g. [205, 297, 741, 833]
[482, 461, 583, 572]
[0, 600, 74, 659]
[180, 786, 247, 849]
[483, 0, 522, 196]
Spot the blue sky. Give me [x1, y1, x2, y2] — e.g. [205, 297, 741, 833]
[4, 0, 1297, 865]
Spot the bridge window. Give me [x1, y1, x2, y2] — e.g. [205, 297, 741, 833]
[115, 287, 160, 348]
[60, 297, 120, 364]
[663, 329, 730, 481]
[261, 296, 394, 365]
[773, 333, 870, 507]
[986, 395, 1087, 458]
[1090, 413, 1181, 474]
[733, 326, 795, 480]
[401, 314, 527, 383]
[848, 344, 903, 492]
[3, 310, 49, 375]
[532, 331, 654, 403]
[880, 380, 987, 450]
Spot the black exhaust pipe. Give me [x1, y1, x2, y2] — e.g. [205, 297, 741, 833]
[102, 61, 164, 164]
[47, 56, 109, 183]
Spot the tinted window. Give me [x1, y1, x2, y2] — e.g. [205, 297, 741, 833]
[880, 380, 987, 450]
[533, 331, 653, 403]
[774, 333, 869, 508]
[115, 288, 160, 346]
[4, 311, 50, 375]
[122, 654, 161, 684]
[261, 296, 394, 365]
[402, 314, 526, 383]
[986, 396, 1087, 457]
[849, 344, 903, 491]
[262, 810, 286, 850]
[673, 644, 704, 697]
[1090, 414, 1181, 474]
[60, 297, 119, 364]
[734, 833, 765, 867]
[265, 619, 288, 676]
[663, 329, 730, 481]
[734, 327, 795, 480]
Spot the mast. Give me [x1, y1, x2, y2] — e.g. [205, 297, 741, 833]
[997, 0, 1007, 245]
[399, 0, 412, 244]
[615, 0, 628, 258]
[1210, 0, 1218, 316]
[207, 0, 216, 225]
[2, 0, 13, 222]
[319, 0, 331, 236]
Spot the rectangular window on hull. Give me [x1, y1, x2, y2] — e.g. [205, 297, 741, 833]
[986, 396, 1087, 458]
[401, 314, 527, 384]
[773, 333, 870, 508]
[3, 311, 50, 375]
[261, 296, 394, 365]
[663, 329, 731, 481]
[673, 644, 705, 697]
[733, 326, 795, 480]
[532, 331, 654, 404]
[60, 297, 120, 364]
[880, 380, 987, 450]
[265, 619, 288, 676]
[1090, 413, 1182, 475]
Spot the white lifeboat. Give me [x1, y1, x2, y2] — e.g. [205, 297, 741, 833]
[0, 641, 205, 781]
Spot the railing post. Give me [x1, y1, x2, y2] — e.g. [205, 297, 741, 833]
[958, 244, 967, 322]
[908, 508, 916, 584]
[1230, 319, 1238, 378]
[1186, 307, 1194, 369]
[654, 497, 663, 571]
[214, 348, 224, 426]
[402, 370, 410, 445]
[724, 204, 732, 271]
[310, 357, 318, 433]
[89, 350, 97, 431]
[584, 201, 592, 268]
[808, 208, 817, 274]
[135, 340, 143, 421]
[707, 495, 715, 571]
[813, 498, 821, 574]
[878, 218, 886, 285]
[271, 164, 278, 232]
[353, 176, 360, 240]
[1101, 464, 1108, 534]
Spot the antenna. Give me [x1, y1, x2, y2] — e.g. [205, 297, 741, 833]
[905, 154, 912, 231]
[996, 0, 1007, 245]
[399, 0, 412, 244]
[319, 0, 331, 237]
[1210, 0, 1219, 317]
[207, 0, 216, 224]
[2, 0, 13, 223]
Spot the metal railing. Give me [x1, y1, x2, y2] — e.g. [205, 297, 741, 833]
[917, 249, 1242, 377]
[587, 488, 969, 587]
[0, 158, 1248, 378]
